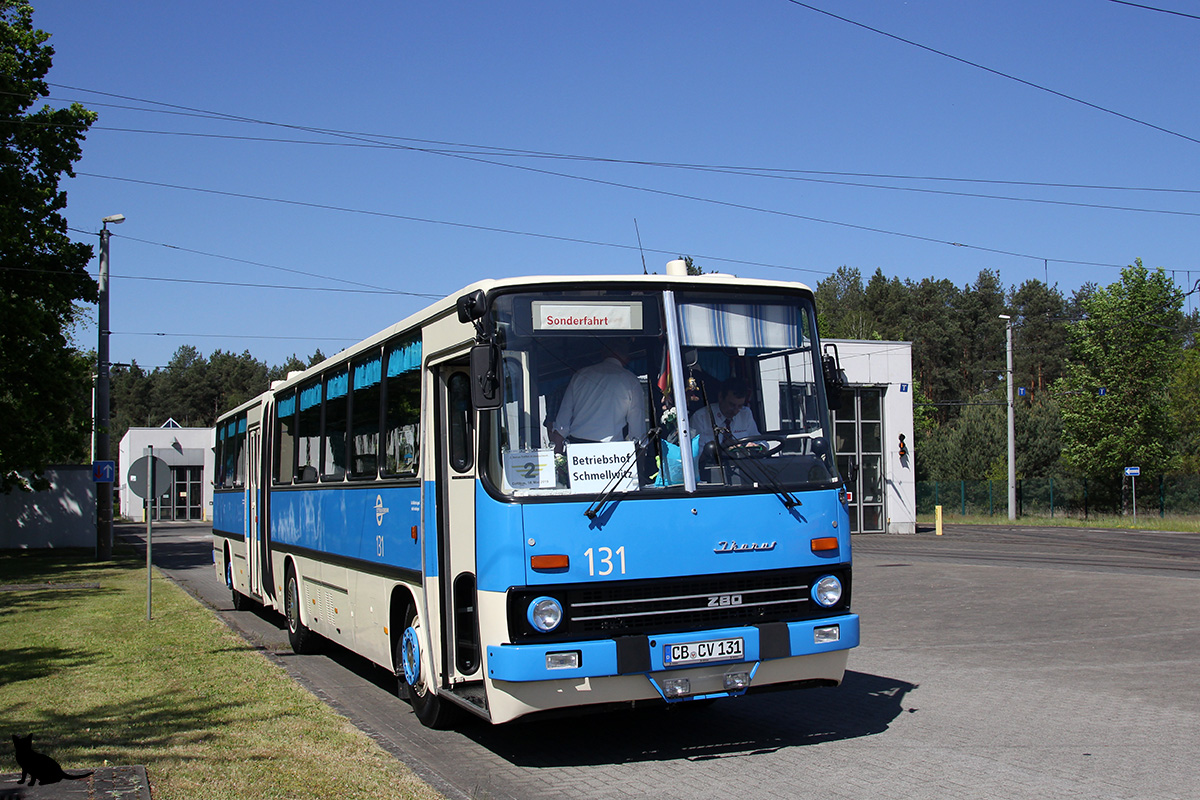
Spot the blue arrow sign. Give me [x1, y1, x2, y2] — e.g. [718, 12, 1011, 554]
[1124, 466, 1140, 477]
[92, 460, 116, 483]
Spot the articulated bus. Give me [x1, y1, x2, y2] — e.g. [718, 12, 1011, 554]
[213, 265, 859, 727]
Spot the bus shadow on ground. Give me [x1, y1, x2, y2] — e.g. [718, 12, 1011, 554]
[464, 670, 918, 767]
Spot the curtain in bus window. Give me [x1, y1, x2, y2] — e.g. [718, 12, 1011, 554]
[297, 383, 321, 482]
[324, 369, 349, 479]
[387, 339, 422, 376]
[384, 338, 421, 477]
[351, 355, 382, 478]
[276, 392, 296, 484]
[678, 303, 801, 349]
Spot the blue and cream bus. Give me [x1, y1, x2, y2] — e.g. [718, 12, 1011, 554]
[214, 263, 859, 727]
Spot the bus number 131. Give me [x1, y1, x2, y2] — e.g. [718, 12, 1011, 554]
[584, 546, 626, 576]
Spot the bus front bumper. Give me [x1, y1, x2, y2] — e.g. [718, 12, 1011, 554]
[485, 614, 858, 686]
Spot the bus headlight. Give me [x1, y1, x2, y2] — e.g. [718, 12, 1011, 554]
[527, 596, 563, 632]
[812, 575, 843, 608]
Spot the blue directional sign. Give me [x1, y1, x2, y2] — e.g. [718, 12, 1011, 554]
[900, 383, 909, 393]
[92, 460, 116, 483]
[1018, 387, 1027, 397]
[1098, 387, 1107, 396]
[1124, 466, 1140, 477]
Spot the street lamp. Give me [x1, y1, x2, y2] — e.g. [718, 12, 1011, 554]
[999, 314, 1015, 521]
[96, 213, 124, 560]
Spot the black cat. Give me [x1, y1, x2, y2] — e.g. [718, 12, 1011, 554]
[11, 734, 94, 786]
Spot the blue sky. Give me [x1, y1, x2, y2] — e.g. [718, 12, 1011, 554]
[35, 0, 1200, 369]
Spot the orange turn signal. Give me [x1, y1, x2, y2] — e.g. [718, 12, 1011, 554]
[531, 554, 570, 571]
[811, 537, 839, 552]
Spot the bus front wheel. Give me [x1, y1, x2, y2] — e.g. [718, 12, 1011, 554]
[396, 606, 457, 729]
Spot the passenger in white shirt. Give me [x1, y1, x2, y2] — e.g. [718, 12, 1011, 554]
[551, 339, 648, 452]
[690, 376, 760, 452]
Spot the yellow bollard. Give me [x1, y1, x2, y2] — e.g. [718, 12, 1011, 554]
[935, 505, 943, 536]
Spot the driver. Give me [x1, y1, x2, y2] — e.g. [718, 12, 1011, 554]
[690, 376, 760, 452]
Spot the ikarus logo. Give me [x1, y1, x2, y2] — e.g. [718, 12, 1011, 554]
[714, 540, 776, 554]
[375, 495, 390, 526]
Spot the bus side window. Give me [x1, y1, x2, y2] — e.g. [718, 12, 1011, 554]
[297, 382, 321, 482]
[350, 353, 382, 478]
[383, 338, 421, 478]
[448, 372, 474, 473]
[323, 369, 349, 480]
[275, 391, 296, 485]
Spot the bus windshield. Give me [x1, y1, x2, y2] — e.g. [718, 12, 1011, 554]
[483, 287, 838, 499]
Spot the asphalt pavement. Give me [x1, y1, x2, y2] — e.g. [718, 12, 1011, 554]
[21, 521, 1194, 800]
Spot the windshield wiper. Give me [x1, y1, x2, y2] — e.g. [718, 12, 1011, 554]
[584, 429, 657, 520]
[715, 439, 802, 511]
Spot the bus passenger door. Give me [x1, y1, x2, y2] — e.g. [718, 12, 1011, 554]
[246, 425, 262, 600]
[432, 362, 482, 688]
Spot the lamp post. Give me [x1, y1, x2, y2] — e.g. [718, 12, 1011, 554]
[999, 314, 1015, 521]
[96, 213, 124, 560]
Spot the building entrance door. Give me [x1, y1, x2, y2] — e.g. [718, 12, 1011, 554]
[835, 388, 885, 533]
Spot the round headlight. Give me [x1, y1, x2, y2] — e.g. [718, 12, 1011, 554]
[812, 575, 843, 608]
[527, 596, 563, 632]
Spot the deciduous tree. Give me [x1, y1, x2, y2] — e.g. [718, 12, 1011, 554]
[0, 1, 97, 490]
[1056, 261, 1183, 480]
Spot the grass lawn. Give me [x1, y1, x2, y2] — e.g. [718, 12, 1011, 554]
[0, 550, 443, 800]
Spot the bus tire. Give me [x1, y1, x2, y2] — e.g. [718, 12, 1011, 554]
[285, 566, 319, 655]
[226, 553, 250, 611]
[396, 605, 457, 729]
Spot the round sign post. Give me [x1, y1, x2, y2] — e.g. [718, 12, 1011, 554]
[129, 448, 172, 620]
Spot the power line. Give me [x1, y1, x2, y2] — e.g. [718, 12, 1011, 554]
[113, 330, 359, 342]
[50, 123, 1200, 220]
[782, 0, 1200, 147]
[32, 86, 1200, 197]
[1106, 0, 1200, 22]
[76, 169, 1131, 271]
[72, 172, 836, 277]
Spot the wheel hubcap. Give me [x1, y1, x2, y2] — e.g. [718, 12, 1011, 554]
[402, 625, 421, 687]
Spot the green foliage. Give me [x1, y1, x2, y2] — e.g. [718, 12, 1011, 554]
[1170, 347, 1200, 475]
[109, 347, 330, 446]
[0, 1, 97, 491]
[919, 390, 1006, 481]
[1011, 279, 1068, 392]
[1055, 261, 1184, 479]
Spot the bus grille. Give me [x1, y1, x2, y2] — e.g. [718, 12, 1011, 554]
[508, 567, 850, 642]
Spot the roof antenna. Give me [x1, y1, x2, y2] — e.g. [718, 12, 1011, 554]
[634, 218, 648, 274]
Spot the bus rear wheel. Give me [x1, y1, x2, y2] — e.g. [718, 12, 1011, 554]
[396, 605, 457, 729]
[285, 567, 319, 655]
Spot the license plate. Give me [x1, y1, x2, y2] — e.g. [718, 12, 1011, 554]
[663, 637, 744, 666]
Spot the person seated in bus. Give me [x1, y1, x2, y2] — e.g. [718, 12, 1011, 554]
[550, 338, 648, 453]
[690, 376, 760, 452]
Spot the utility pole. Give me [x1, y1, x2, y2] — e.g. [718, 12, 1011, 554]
[96, 213, 124, 560]
[999, 314, 1015, 521]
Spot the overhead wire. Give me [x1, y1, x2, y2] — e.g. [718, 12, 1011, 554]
[31, 83, 1192, 272]
[781, 0, 1200, 147]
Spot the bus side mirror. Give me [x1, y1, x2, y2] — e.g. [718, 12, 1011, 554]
[470, 342, 501, 410]
[457, 289, 487, 324]
[822, 353, 845, 411]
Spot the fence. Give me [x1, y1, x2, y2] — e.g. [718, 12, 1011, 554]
[916, 474, 1200, 519]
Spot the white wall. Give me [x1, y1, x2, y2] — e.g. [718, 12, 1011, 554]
[0, 467, 97, 549]
[830, 340, 916, 534]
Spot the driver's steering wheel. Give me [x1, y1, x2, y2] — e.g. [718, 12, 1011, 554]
[723, 434, 785, 459]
